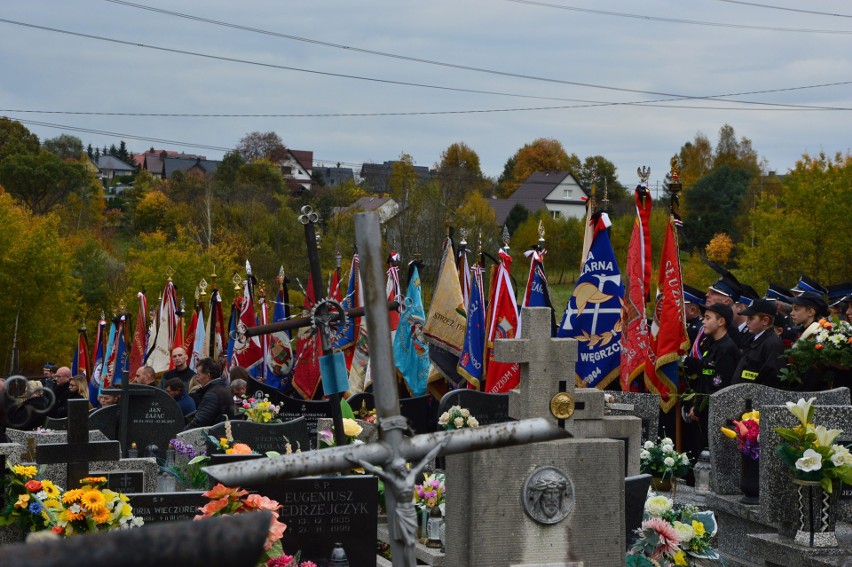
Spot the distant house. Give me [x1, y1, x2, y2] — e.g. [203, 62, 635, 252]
[279, 149, 314, 192]
[138, 150, 208, 179]
[314, 166, 355, 187]
[96, 155, 136, 181]
[489, 171, 589, 224]
[337, 196, 400, 224]
[164, 156, 220, 179]
[359, 161, 433, 194]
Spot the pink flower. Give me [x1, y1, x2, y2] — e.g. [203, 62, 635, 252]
[300, 562, 318, 567]
[642, 518, 680, 559]
[266, 516, 287, 550]
[267, 554, 294, 567]
[244, 493, 282, 512]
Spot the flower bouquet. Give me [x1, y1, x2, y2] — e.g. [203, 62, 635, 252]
[239, 394, 283, 424]
[781, 317, 852, 385]
[160, 438, 209, 490]
[721, 410, 760, 460]
[437, 405, 479, 430]
[774, 397, 852, 492]
[640, 437, 691, 484]
[318, 418, 365, 448]
[414, 472, 446, 512]
[627, 494, 720, 566]
[0, 465, 62, 533]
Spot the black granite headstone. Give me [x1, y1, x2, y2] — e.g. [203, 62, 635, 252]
[400, 394, 436, 435]
[126, 491, 207, 524]
[206, 418, 311, 455]
[278, 397, 332, 450]
[88, 404, 120, 439]
[246, 377, 286, 406]
[124, 385, 186, 460]
[347, 393, 375, 418]
[838, 438, 852, 501]
[437, 389, 511, 426]
[257, 475, 378, 567]
[93, 470, 145, 494]
[44, 416, 69, 430]
[625, 474, 652, 549]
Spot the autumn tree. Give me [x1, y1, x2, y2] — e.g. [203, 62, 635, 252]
[501, 138, 574, 196]
[236, 131, 287, 162]
[681, 165, 753, 251]
[678, 132, 713, 191]
[0, 150, 94, 215]
[435, 142, 490, 210]
[713, 124, 760, 172]
[0, 118, 39, 161]
[705, 232, 735, 265]
[574, 155, 629, 210]
[43, 134, 85, 161]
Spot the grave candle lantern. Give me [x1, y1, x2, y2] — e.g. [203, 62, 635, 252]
[694, 449, 712, 494]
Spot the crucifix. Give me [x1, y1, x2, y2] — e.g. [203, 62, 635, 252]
[205, 212, 568, 567]
[36, 399, 121, 487]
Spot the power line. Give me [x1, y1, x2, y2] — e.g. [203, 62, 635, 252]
[503, 0, 852, 33]
[714, 0, 852, 19]
[0, 16, 847, 112]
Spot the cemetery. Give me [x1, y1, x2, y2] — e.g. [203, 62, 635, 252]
[2, 212, 852, 567]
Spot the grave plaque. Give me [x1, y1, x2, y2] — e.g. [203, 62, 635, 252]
[257, 475, 378, 567]
[124, 386, 186, 459]
[93, 470, 145, 494]
[127, 491, 206, 524]
[437, 390, 511, 426]
[400, 395, 437, 435]
[207, 418, 311, 455]
[278, 397, 332, 450]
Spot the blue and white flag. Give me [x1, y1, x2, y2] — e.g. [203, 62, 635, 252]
[393, 266, 430, 396]
[557, 216, 624, 389]
[457, 265, 486, 390]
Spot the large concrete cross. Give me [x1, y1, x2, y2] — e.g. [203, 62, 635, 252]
[205, 213, 568, 567]
[493, 307, 578, 429]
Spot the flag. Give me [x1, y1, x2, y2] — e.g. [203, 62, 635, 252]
[458, 244, 471, 310]
[204, 288, 226, 362]
[128, 291, 147, 378]
[579, 193, 595, 268]
[103, 319, 117, 387]
[226, 299, 238, 368]
[334, 255, 360, 375]
[293, 273, 322, 399]
[387, 252, 401, 333]
[424, 237, 467, 356]
[268, 275, 294, 391]
[259, 297, 269, 381]
[89, 315, 107, 405]
[393, 266, 430, 396]
[182, 307, 198, 366]
[71, 326, 89, 378]
[521, 248, 555, 336]
[347, 265, 371, 395]
[145, 279, 178, 374]
[105, 315, 129, 387]
[173, 309, 185, 353]
[190, 304, 206, 371]
[484, 249, 520, 393]
[231, 269, 264, 372]
[558, 213, 624, 389]
[458, 264, 486, 390]
[620, 187, 653, 390]
[645, 216, 690, 413]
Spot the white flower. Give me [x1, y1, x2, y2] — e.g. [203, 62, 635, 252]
[679, 454, 690, 465]
[661, 437, 673, 445]
[438, 412, 450, 425]
[830, 445, 852, 467]
[661, 443, 674, 454]
[644, 441, 655, 450]
[35, 491, 48, 501]
[644, 495, 673, 517]
[673, 521, 694, 543]
[813, 425, 843, 448]
[461, 408, 471, 418]
[664, 457, 675, 467]
[453, 417, 465, 428]
[467, 416, 479, 428]
[640, 450, 651, 460]
[786, 397, 816, 427]
[795, 448, 823, 472]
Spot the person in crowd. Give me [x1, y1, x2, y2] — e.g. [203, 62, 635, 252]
[705, 276, 744, 348]
[229, 378, 247, 416]
[789, 291, 829, 341]
[683, 285, 706, 345]
[97, 393, 120, 407]
[228, 366, 251, 387]
[184, 358, 233, 430]
[68, 374, 91, 409]
[164, 377, 196, 419]
[42, 363, 55, 378]
[731, 299, 786, 388]
[46, 366, 73, 419]
[132, 366, 158, 387]
[158, 347, 196, 389]
[5, 380, 50, 431]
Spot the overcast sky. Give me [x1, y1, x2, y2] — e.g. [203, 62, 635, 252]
[2, 0, 850, 192]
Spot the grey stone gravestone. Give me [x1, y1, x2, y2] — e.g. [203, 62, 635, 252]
[708, 384, 849, 494]
[256, 475, 378, 567]
[126, 491, 207, 524]
[437, 390, 512, 426]
[44, 416, 68, 430]
[206, 418, 311, 455]
[278, 396, 332, 449]
[605, 391, 661, 445]
[573, 388, 642, 477]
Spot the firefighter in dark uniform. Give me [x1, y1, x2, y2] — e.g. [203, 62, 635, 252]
[731, 299, 786, 388]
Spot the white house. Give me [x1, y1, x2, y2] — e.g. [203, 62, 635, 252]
[490, 171, 589, 224]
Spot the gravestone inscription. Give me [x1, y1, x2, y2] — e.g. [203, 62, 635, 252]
[278, 397, 332, 450]
[124, 385, 185, 459]
[93, 470, 145, 494]
[126, 491, 206, 524]
[206, 418, 311, 455]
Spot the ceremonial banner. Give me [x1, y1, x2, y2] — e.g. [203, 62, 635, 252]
[89, 316, 107, 405]
[128, 291, 147, 378]
[484, 250, 520, 393]
[458, 265, 486, 390]
[334, 255, 359, 353]
[267, 276, 294, 391]
[204, 288, 226, 361]
[644, 217, 690, 412]
[293, 274, 322, 399]
[458, 245, 471, 310]
[226, 299, 238, 367]
[182, 308, 198, 367]
[522, 249, 555, 336]
[71, 326, 90, 379]
[145, 280, 178, 374]
[231, 274, 263, 372]
[424, 238, 467, 356]
[558, 214, 624, 389]
[190, 305, 206, 371]
[393, 266, 430, 396]
[620, 187, 653, 390]
[387, 253, 401, 333]
[103, 319, 117, 387]
[108, 316, 129, 386]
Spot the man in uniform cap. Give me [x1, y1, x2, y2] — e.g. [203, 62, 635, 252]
[706, 275, 745, 348]
[827, 284, 852, 320]
[766, 283, 794, 302]
[789, 291, 829, 341]
[731, 299, 786, 388]
[791, 275, 828, 297]
[683, 285, 706, 345]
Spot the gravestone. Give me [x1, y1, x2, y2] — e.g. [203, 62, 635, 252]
[437, 390, 511, 426]
[95, 470, 145, 493]
[44, 416, 68, 430]
[123, 385, 186, 459]
[572, 388, 642, 477]
[126, 491, 208, 524]
[347, 392, 376, 417]
[255, 475, 378, 567]
[445, 308, 627, 567]
[707, 384, 849, 494]
[88, 404, 120, 439]
[246, 377, 286, 405]
[206, 418, 311, 455]
[278, 396, 332, 449]
[316, 417, 378, 444]
[399, 395, 437, 435]
[605, 391, 660, 445]
[625, 474, 652, 549]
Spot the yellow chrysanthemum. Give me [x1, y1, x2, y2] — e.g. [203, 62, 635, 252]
[40, 480, 61, 499]
[62, 489, 84, 504]
[673, 550, 688, 566]
[12, 465, 38, 478]
[80, 490, 107, 512]
[93, 508, 112, 524]
[43, 498, 63, 511]
[60, 508, 84, 523]
[119, 493, 129, 503]
[692, 520, 706, 538]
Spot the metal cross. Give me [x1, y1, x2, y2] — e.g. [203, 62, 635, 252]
[206, 213, 568, 567]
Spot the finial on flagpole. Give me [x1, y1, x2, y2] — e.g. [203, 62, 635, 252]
[245, 260, 252, 277]
[537, 220, 545, 245]
[335, 249, 342, 269]
[210, 265, 218, 290]
[198, 278, 208, 298]
[232, 272, 243, 293]
[502, 225, 510, 251]
[165, 266, 174, 282]
[637, 166, 651, 185]
[459, 227, 468, 247]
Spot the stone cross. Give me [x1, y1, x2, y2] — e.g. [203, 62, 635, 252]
[36, 398, 121, 487]
[205, 213, 568, 567]
[494, 307, 578, 429]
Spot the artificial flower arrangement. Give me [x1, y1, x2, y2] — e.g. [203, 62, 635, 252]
[160, 438, 209, 490]
[781, 317, 852, 385]
[194, 483, 315, 567]
[627, 494, 720, 566]
[239, 394, 283, 424]
[437, 405, 480, 430]
[721, 410, 760, 460]
[0, 464, 144, 536]
[414, 472, 445, 513]
[318, 418, 364, 448]
[774, 397, 852, 492]
[640, 437, 691, 481]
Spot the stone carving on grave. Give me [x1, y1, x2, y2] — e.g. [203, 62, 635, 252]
[521, 465, 574, 524]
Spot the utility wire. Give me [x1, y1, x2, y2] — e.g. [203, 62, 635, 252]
[503, 0, 852, 34]
[0, 16, 847, 111]
[714, 0, 852, 19]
